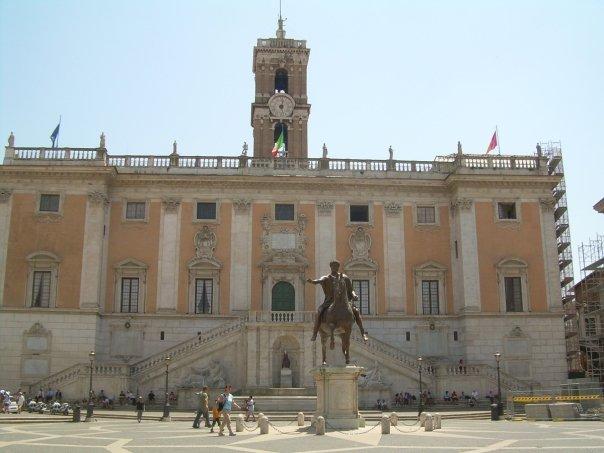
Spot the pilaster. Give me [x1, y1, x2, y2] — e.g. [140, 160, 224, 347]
[0, 189, 13, 307]
[452, 198, 481, 312]
[79, 192, 108, 309]
[156, 199, 181, 312]
[315, 201, 335, 306]
[230, 199, 252, 312]
[383, 201, 405, 313]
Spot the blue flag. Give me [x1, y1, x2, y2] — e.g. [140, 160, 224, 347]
[50, 122, 60, 148]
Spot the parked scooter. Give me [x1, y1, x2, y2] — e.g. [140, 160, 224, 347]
[27, 400, 47, 413]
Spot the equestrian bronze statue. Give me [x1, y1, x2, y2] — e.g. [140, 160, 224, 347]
[306, 260, 369, 365]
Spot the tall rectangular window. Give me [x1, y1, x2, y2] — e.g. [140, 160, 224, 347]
[196, 202, 217, 220]
[125, 202, 146, 220]
[352, 279, 370, 315]
[275, 203, 295, 221]
[39, 194, 60, 212]
[504, 277, 523, 312]
[350, 205, 369, 222]
[421, 280, 439, 315]
[31, 271, 51, 307]
[195, 278, 213, 314]
[120, 277, 139, 313]
[417, 206, 436, 224]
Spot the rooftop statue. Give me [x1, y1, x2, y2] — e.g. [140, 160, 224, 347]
[306, 260, 368, 365]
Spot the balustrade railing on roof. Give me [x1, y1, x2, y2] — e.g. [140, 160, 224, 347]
[5, 146, 547, 175]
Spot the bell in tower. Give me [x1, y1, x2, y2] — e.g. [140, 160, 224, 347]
[251, 13, 310, 158]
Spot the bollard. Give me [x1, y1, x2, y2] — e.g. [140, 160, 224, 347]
[236, 414, 244, 432]
[433, 413, 441, 429]
[72, 405, 81, 423]
[297, 412, 305, 426]
[389, 412, 398, 426]
[359, 415, 366, 428]
[381, 415, 390, 434]
[419, 412, 427, 427]
[259, 416, 269, 434]
[316, 416, 325, 435]
[424, 414, 434, 432]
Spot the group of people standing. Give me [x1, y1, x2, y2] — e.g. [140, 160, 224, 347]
[191, 385, 255, 436]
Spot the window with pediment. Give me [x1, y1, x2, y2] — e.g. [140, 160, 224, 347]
[114, 258, 147, 313]
[497, 258, 530, 312]
[414, 261, 447, 315]
[26, 252, 60, 308]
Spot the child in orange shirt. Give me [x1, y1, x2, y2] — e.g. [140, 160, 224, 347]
[210, 399, 222, 433]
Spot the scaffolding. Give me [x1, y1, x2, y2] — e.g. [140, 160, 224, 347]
[576, 234, 604, 384]
[541, 142, 580, 374]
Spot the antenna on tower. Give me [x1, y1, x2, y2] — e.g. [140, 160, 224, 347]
[277, 0, 286, 38]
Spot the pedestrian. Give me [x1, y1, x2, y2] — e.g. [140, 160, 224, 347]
[218, 385, 240, 437]
[210, 399, 221, 433]
[192, 386, 210, 429]
[245, 395, 256, 422]
[135, 396, 145, 423]
[17, 392, 25, 413]
[3, 392, 11, 413]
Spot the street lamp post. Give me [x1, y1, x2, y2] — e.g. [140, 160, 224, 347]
[85, 351, 95, 422]
[161, 356, 171, 421]
[417, 356, 423, 416]
[494, 352, 503, 416]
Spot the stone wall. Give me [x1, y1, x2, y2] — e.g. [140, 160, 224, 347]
[0, 310, 99, 392]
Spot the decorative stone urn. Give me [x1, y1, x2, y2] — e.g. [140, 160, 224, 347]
[311, 365, 364, 430]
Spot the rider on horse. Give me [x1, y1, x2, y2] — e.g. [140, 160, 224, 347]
[306, 260, 369, 342]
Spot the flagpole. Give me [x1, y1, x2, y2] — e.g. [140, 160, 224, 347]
[496, 125, 500, 155]
[57, 115, 61, 148]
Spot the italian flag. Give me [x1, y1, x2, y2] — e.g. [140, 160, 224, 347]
[271, 130, 285, 158]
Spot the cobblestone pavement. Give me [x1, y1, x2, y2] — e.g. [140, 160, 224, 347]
[0, 418, 603, 452]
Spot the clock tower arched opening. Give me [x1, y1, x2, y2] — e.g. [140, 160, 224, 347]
[275, 69, 288, 93]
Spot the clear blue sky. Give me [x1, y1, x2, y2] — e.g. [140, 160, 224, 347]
[1, 0, 603, 274]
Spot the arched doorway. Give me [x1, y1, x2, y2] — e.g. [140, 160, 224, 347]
[271, 281, 295, 311]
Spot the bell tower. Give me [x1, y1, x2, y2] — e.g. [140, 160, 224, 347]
[251, 14, 310, 158]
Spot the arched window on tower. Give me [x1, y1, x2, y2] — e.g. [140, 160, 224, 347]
[274, 123, 288, 156]
[275, 69, 288, 93]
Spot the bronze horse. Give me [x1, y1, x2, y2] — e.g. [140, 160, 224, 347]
[318, 274, 355, 365]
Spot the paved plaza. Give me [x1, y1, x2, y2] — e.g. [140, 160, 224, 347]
[0, 418, 603, 452]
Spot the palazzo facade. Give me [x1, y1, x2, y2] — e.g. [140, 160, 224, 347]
[0, 21, 567, 405]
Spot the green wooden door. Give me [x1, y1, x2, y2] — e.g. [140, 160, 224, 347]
[271, 281, 295, 311]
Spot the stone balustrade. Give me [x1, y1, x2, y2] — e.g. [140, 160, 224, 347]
[350, 331, 429, 375]
[29, 363, 130, 393]
[247, 310, 315, 323]
[128, 317, 246, 377]
[3, 145, 551, 177]
[437, 363, 530, 391]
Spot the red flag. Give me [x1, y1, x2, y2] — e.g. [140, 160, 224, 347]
[486, 131, 498, 154]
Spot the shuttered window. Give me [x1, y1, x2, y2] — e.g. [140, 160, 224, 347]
[421, 280, 439, 315]
[121, 278, 139, 313]
[352, 280, 370, 315]
[504, 277, 523, 312]
[31, 271, 51, 307]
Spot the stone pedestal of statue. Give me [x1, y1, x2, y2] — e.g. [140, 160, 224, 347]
[280, 367, 293, 388]
[311, 365, 364, 430]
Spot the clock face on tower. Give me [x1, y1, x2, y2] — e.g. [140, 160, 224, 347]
[268, 93, 295, 118]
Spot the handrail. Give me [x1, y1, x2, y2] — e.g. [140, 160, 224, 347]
[350, 331, 427, 374]
[129, 317, 246, 376]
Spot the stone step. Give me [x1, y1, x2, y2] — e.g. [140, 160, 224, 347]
[235, 387, 316, 396]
